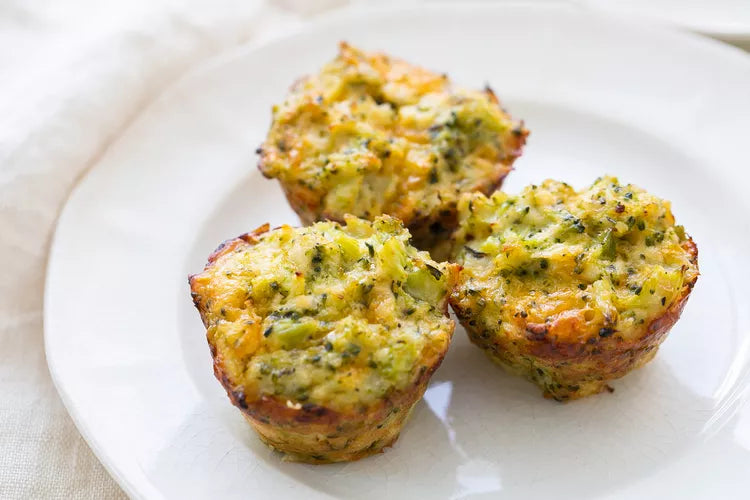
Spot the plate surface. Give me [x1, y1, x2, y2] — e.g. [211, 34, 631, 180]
[45, 4, 750, 499]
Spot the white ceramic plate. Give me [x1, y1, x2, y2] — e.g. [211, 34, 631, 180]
[45, 4, 750, 499]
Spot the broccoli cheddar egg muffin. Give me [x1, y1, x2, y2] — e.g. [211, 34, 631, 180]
[258, 42, 528, 257]
[189, 215, 456, 462]
[450, 177, 698, 401]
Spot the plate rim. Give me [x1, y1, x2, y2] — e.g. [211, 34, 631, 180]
[575, 0, 750, 41]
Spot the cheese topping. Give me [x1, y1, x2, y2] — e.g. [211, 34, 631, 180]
[259, 42, 526, 226]
[190, 216, 454, 412]
[451, 177, 698, 344]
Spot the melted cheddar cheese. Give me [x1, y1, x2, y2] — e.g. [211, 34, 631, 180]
[190, 215, 455, 413]
[451, 177, 698, 345]
[258, 42, 527, 233]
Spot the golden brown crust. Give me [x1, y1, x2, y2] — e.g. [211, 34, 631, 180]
[449, 177, 699, 400]
[454, 239, 698, 400]
[189, 218, 455, 462]
[228, 348, 444, 463]
[190, 224, 271, 327]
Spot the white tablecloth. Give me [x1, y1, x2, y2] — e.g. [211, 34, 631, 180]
[0, 1, 746, 497]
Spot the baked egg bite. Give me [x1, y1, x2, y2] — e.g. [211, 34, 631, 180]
[258, 42, 528, 257]
[189, 215, 456, 462]
[449, 177, 698, 401]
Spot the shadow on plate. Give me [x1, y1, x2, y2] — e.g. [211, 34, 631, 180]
[261, 330, 716, 499]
